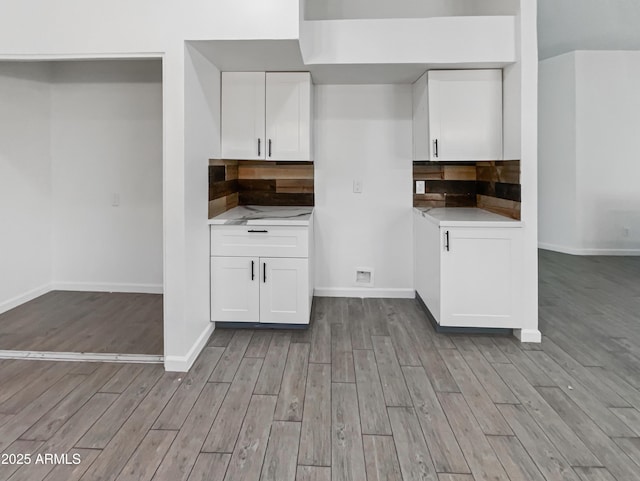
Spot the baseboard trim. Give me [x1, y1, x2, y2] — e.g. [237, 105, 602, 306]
[0, 350, 163, 364]
[514, 329, 542, 343]
[52, 282, 163, 294]
[164, 322, 215, 372]
[314, 287, 415, 299]
[538, 242, 640, 256]
[0, 284, 51, 315]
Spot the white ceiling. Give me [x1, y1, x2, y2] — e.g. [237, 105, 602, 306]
[538, 0, 640, 60]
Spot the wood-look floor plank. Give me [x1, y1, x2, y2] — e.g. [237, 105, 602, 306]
[296, 466, 331, 481]
[299, 363, 331, 467]
[610, 407, 640, 436]
[353, 349, 391, 435]
[414, 343, 460, 393]
[0, 362, 60, 406]
[208, 328, 235, 348]
[275, 343, 309, 422]
[223, 395, 276, 481]
[10, 393, 117, 481]
[21, 363, 121, 441]
[260, 421, 300, 481]
[0, 440, 43, 481]
[209, 330, 254, 382]
[612, 437, 640, 468]
[497, 403, 583, 481]
[76, 365, 164, 449]
[245, 331, 274, 358]
[538, 387, 640, 481]
[388, 406, 438, 481]
[371, 336, 412, 407]
[527, 350, 636, 437]
[381, 300, 422, 366]
[0, 363, 74, 414]
[154, 382, 229, 481]
[486, 435, 546, 481]
[186, 453, 231, 481]
[362, 435, 402, 481]
[437, 392, 509, 481]
[99, 364, 145, 394]
[79, 372, 182, 481]
[492, 338, 556, 387]
[472, 336, 510, 364]
[153, 347, 225, 430]
[347, 298, 371, 350]
[494, 363, 602, 467]
[202, 357, 263, 453]
[310, 298, 331, 364]
[331, 324, 355, 383]
[0, 374, 85, 453]
[573, 467, 619, 481]
[42, 448, 101, 481]
[115, 429, 177, 481]
[254, 332, 291, 395]
[437, 475, 475, 481]
[439, 348, 512, 436]
[402, 366, 469, 474]
[331, 383, 366, 481]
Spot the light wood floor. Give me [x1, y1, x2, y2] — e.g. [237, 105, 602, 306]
[0, 291, 163, 355]
[1, 250, 640, 481]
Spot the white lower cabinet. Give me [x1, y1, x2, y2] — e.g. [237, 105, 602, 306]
[210, 223, 313, 325]
[414, 210, 522, 328]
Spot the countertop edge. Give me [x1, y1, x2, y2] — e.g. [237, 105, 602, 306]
[414, 207, 523, 228]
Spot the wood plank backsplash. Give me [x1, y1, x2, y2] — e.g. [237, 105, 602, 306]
[413, 160, 521, 220]
[209, 159, 314, 218]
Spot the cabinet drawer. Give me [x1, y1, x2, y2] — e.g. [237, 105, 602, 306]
[210, 225, 309, 258]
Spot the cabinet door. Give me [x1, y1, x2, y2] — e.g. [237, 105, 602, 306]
[210, 256, 260, 322]
[265, 72, 312, 161]
[221, 72, 266, 160]
[440, 227, 522, 328]
[412, 72, 430, 161]
[413, 210, 441, 322]
[428, 70, 502, 161]
[259, 257, 309, 324]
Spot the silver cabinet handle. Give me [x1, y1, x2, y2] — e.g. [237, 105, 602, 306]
[258, 138, 261, 157]
[445, 230, 450, 251]
[263, 262, 267, 283]
[268, 139, 272, 158]
[433, 139, 439, 158]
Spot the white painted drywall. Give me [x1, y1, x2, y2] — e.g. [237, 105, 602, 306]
[538, 51, 640, 255]
[0, 0, 300, 370]
[575, 51, 640, 253]
[50, 60, 163, 291]
[538, 0, 640, 60]
[305, 0, 517, 20]
[313, 84, 414, 297]
[0, 63, 53, 313]
[538, 52, 577, 252]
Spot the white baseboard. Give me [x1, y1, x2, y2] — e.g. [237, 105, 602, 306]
[164, 322, 215, 372]
[314, 287, 415, 299]
[0, 350, 163, 363]
[52, 282, 163, 294]
[514, 329, 542, 343]
[539, 242, 640, 256]
[0, 284, 51, 315]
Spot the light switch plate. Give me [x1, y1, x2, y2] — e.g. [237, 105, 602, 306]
[353, 180, 363, 194]
[416, 181, 426, 195]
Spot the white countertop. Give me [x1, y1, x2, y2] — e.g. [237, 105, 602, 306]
[415, 207, 522, 228]
[208, 205, 314, 226]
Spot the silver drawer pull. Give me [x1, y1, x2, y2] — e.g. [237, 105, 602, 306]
[248, 229, 268, 233]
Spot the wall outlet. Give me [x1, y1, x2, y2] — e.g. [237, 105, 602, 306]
[353, 180, 363, 194]
[416, 180, 426, 194]
[112, 193, 120, 207]
[355, 267, 374, 287]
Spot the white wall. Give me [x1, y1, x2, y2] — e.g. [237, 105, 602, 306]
[314, 85, 414, 297]
[575, 51, 640, 253]
[0, 0, 300, 370]
[305, 0, 517, 20]
[50, 60, 163, 291]
[538, 50, 640, 255]
[0, 63, 53, 313]
[538, 53, 577, 251]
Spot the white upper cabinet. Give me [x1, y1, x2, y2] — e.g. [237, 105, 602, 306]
[221, 71, 313, 161]
[221, 72, 266, 160]
[265, 73, 312, 161]
[413, 69, 503, 161]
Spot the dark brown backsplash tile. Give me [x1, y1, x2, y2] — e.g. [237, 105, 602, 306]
[413, 160, 521, 220]
[209, 159, 315, 217]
